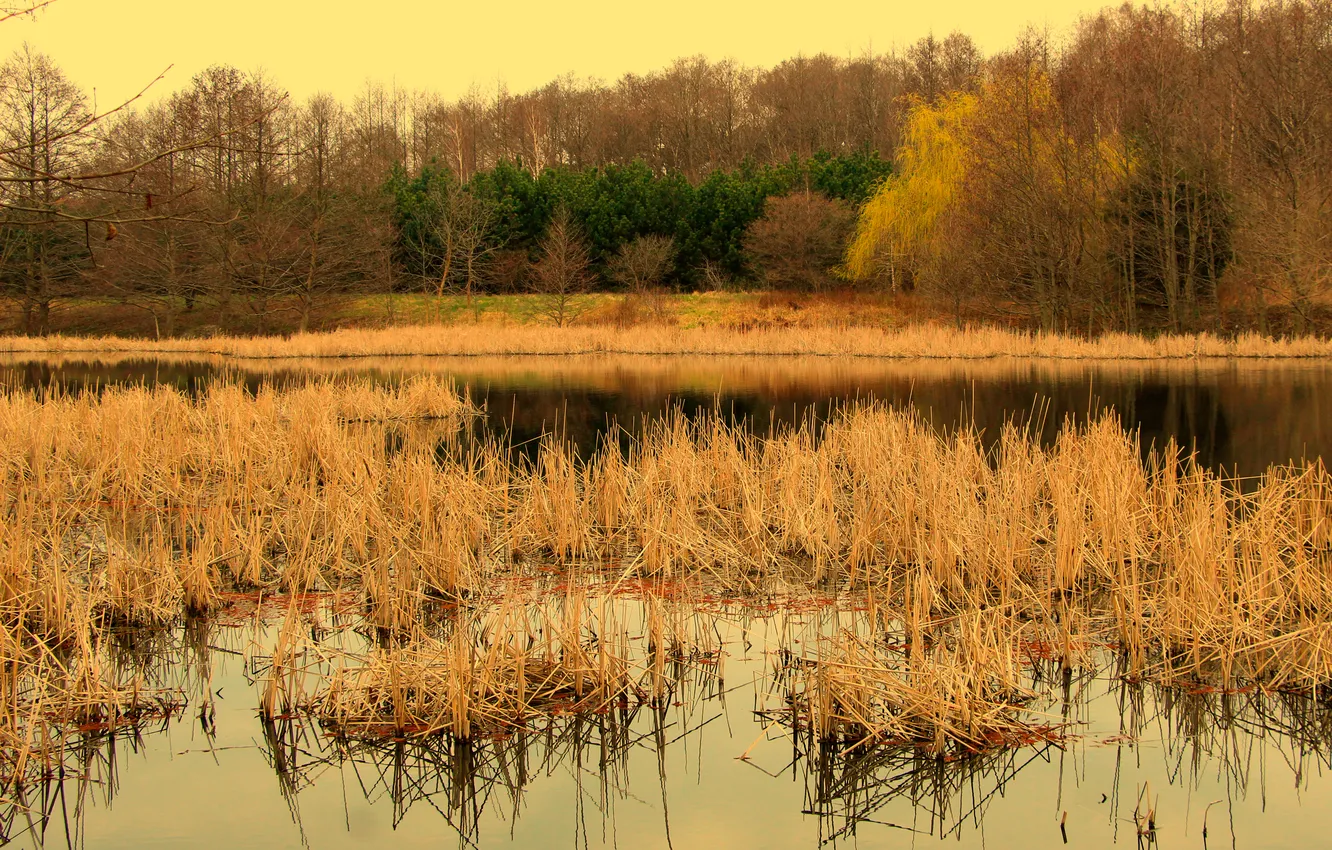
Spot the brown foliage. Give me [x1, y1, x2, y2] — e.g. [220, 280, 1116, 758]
[744, 193, 855, 292]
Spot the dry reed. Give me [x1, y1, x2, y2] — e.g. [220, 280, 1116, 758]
[0, 375, 482, 632]
[785, 612, 1046, 754]
[296, 583, 718, 739]
[7, 379, 1332, 692]
[7, 375, 1332, 784]
[4, 323, 1332, 361]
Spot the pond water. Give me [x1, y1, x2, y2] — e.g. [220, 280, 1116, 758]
[5, 354, 1332, 476]
[5, 353, 1332, 849]
[10, 594, 1332, 850]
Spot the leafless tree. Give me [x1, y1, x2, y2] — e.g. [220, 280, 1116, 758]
[607, 233, 675, 323]
[530, 206, 592, 326]
[959, 37, 1116, 331]
[608, 234, 674, 293]
[417, 175, 502, 315]
[0, 44, 91, 334]
[1223, 0, 1332, 330]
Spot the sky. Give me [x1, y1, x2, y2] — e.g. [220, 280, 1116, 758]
[3, 0, 1115, 108]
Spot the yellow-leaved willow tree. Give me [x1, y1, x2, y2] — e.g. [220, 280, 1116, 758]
[844, 93, 977, 292]
[847, 60, 1132, 330]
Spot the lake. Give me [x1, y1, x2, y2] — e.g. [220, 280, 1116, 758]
[4, 353, 1330, 849]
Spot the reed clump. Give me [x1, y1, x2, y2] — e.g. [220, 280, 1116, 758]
[787, 612, 1046, 754]
[9, 379, 1332, 694]
[0, 375, 484, 637]
[572, 408, 1332, 695]
[8, 375, 1332, 762]
[301, 586, 716, 740]
[0, 375, 481, 787]
[0, 612, 186, 794]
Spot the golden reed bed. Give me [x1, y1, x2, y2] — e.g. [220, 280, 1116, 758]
[4, 376, 1332, 781]
[4, 324, 1332, 360]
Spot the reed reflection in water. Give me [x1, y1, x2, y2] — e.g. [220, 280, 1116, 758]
[9, 599, 1332, 850]
[7, 353, 1332, 848]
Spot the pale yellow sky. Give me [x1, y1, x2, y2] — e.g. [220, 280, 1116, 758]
[3, 0, 1113, 106]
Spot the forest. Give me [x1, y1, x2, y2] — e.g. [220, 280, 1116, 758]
[0, 0, 1329, 337]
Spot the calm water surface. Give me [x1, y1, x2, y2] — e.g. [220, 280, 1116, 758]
[16, 602, 1332, 850]
[5, 353, 1332, 849]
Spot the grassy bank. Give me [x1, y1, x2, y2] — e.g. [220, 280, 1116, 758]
[10, 292, 1332, 362]
[0, 291, 905, 339]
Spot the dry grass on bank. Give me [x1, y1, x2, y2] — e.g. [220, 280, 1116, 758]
[5, 323, 1332, 361]
[11, 349, 1332, 388]
[0, 291, 915, 339]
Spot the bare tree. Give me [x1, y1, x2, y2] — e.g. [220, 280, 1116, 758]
[941, 32, 983, 93]
[452, 192, 502, 314]
[417, 174, 502, 316]
[1224, 0, 1332, 331]
[530, 206, 591, 326]
[608, 234, 674, 293]
[0, 45, 90, 334]
[607, 233, 674, 323]
[906, 34, 944, 101]
[958, 39, 1118, 331]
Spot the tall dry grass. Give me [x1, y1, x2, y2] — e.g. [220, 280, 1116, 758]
[0, 375, 482, 631]
[4, 323, 1332, 360]
[0, 376, 479, 788]
[6, 379, 1332, 688]
[291, 583, 719, 739]
[7, 376, 1332, 783]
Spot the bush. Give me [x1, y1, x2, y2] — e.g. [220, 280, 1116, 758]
[743, 193, 855, 291]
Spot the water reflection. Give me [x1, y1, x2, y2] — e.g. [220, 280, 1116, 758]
[8, 353, 1332, 848]
[4, 354, 1331, 475]
[259, 705, 702, 848]
[803, 738, 1062, 844]
[9, 607, 1332, 849]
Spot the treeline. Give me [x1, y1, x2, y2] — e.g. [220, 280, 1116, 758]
[850, 1, 1332, 333]
[1, 0, 1330, 336]
[0, 41, 916, 336]
[389, 152, 889, 294]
